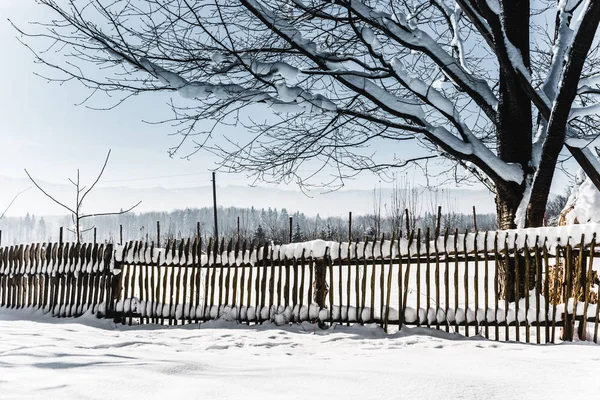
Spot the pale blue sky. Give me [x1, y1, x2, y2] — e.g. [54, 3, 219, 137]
[0, 0, 574, 214]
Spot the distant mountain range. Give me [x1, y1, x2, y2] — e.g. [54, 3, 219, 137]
[0, 175, 496, 218]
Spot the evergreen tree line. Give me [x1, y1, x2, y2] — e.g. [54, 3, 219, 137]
[0, 206, 498, 247]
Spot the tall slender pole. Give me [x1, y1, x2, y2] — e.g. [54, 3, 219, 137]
[348, 212, 352, 242]
[472, 206, 478, 232]
[212, 172, 219, 239]
[289, 216, 293, 243]
[157, 221, 161, 247]
[435, 205, 442, 238]
[119, 224, 123, 245]
[237, 217, 240, 241]
[59, 226, 63, 245]
[197, 221, 201, 239]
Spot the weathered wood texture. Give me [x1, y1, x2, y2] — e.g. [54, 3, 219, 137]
[1, 231, 600, 345]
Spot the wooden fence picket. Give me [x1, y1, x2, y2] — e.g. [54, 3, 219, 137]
[2, 228, 600, 344]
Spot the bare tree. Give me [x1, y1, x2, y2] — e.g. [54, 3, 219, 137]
[24, 150, 141, 242]
[14, 0, 600, 295]
[0, 188, 30, 221]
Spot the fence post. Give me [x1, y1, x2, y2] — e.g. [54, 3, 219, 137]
[313, 258, 328, 311]
[59, 227, 63, 245]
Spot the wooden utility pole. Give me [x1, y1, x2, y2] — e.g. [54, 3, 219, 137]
[157, 221, 161, 247]
[348, 212, 352, 242]
[435, 206, 442, 238]
[212, 172, 219, 239]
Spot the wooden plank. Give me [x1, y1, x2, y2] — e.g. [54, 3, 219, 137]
[246, 241, 253, 323]
[483, 232, 489, 339]
[171, 240, 181, 325]
[353, 240, 360, 324]
[121, 243, 131, 325]
[138, 242, 146, 323]
[514, 237, 520, 342]
[443, 229, 450, 332]
[154, 246, 162, 324]
[244, 242, 253, 323]
[254, 242, 262, 322]
[384, 235, 394, 333]
[344, 241, 351, 325]
[503, 238, 510, 341]
[308, 253, 314, 316]
[473, 231, 480, 335]
[240, 240, 248, 323]
[204, 238, 212, 321]
[463, 231, 469, 337]
[338, 242, 343, 323]
[533, 237, 542, 344]
[425, 229, 431, 329]
[494, 231, 500, 340]
[434, 229, 441, 331]
[403, 231, 413, 326]
[299, 248, 306, 321]
[360, 239, 368, 323]
[143, 243, 151, 324]
[523, 236, 531, 343]
[573, 236, 586, 339]
[26, 245, 33, 308]
[416, 230, 421, 326]
[161, 240, 170, 325]
[454, 230, 460, 333]
[209, 238, 218, 320]
[232, 239, 240, 314]
[224, 239, 232, 311]
[284, 256, 291, 309]
[174, 240, 185, 324]
[277, 249, 283, 310]
[129, 242, 138, 326]
[369, 239, 377, 323]
[379, 234, 385, 326]
[59, 243, 69, 317]
[582, 235, 595, 342]
[265, 244, 272, 315]
[543, 243, 550, 343]
[551, 246, 560, 343]
[293, 251, 299, 320]
[564, 243, 573, 341]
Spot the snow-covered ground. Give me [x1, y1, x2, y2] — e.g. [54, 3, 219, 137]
[1, 309, 599, 400]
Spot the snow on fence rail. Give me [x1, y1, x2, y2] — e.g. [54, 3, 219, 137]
[1, 224, 600, 344]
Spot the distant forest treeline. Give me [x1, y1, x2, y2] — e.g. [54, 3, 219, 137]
[0, 205, 498, 246]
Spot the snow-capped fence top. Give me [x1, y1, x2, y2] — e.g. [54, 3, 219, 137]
[114, 223, 600, 268]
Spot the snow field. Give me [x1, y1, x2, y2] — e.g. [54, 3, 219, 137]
[1, 308, 600, 400]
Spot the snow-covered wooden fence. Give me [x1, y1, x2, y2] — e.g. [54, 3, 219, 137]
[0, 242, 116, 317]
[2, 223, 600, 344]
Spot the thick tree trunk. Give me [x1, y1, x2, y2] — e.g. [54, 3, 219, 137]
[494, 0, 532, 300]
[496, 183, 530, 301]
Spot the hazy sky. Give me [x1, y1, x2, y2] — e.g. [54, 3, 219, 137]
[0, 0, 574, 215]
